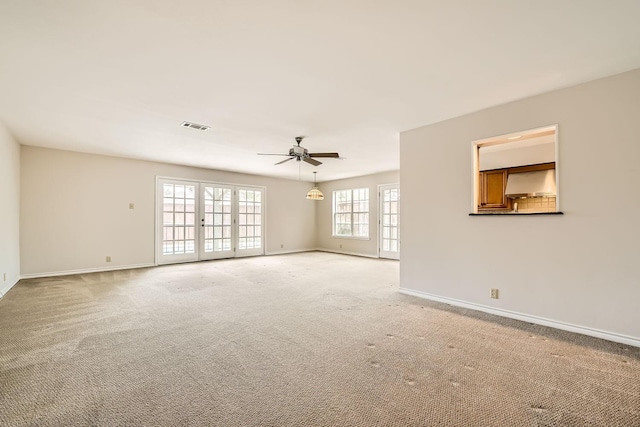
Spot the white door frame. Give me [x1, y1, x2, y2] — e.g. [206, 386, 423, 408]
[156, 177, 266, 265]
[156, 178, 200, 265]
[378, 183, 400, 260]
[235, 186, 265, 258]
[200, 183, 235, 260]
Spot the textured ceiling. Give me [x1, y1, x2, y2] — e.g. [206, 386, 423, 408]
[1, 1, 640, 182]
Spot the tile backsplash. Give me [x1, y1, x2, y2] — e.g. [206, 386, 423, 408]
[514, 196, 556, 213]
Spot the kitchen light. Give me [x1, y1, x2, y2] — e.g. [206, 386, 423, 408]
[306, 172, 324, 200]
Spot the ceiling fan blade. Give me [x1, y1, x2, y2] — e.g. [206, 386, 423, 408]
[258, 153, 290, 156]
[308, 152, 340, 158]
[275, 157, 294, 165]
[303, 157, 322, 166]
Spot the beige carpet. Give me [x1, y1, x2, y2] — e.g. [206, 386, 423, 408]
[0, 252, 638, 426]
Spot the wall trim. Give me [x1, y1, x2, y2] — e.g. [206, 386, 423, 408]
[265, 249, 315, 256]
[20, 263, 155, 280]
[21, 253, 322, 281]
[316, 248, 378, 259]
[399, 288, 640, 348]
[0, 275, 20, 298]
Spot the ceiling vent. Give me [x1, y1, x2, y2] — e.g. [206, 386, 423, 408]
[181, 121, 210, 131]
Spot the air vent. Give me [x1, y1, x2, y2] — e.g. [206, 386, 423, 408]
[181, 121, 210, 131]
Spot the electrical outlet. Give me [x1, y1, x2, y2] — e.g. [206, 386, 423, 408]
[490, 288, 499, 299]
[280, 244, 284, 249]
[340, 244, 343, 249]
[106, 256, 112, 262]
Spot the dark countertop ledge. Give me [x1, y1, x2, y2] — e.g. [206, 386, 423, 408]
[469, 212, 564, 216]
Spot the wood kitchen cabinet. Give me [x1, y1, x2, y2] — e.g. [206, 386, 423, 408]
[479, 169, 510, 210]
[477, 163, 555, 211]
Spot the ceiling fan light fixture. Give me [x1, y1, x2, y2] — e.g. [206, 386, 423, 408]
[306, 186, 324, 200]
[306, 172, 324, 200]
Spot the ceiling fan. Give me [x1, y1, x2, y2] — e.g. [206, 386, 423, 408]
[258, 136, 340, 166]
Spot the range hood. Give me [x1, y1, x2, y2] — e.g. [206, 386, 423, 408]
[505, 169, 556, 198]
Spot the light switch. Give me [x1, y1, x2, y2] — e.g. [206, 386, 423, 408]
[129, 203, 134, 209]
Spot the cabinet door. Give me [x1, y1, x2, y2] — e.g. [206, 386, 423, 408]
[480, 170, 509, 209]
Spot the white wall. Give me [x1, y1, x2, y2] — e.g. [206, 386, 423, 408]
[316, 170, 399, 257]
[0, 123, 20, 296]
[21, 146, 316, 276]
[400, 68, 640, 346]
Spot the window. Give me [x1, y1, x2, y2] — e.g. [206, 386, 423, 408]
[472, 125, 559, 214]
[333, 188, 369, 238]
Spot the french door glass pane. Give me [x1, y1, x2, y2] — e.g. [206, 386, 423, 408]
[381, 188, 400, 256]
[238, 189, 262, 251]
[203, 186, 233, 253]
[162, 183, 196, 255]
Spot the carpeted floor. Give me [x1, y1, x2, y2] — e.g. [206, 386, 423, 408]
[0, 252, 638, 426]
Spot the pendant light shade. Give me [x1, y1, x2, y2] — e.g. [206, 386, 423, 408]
[306, 172, 324, 200]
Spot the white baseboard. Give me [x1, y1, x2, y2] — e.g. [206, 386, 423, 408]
[400, 288, 640, 349]
[23, 252, 320, 279]
[315, 248, 378, 259]
[20, 263, 155, 280]
[0, 275, 20, 298]
[265, 249, 315, 256]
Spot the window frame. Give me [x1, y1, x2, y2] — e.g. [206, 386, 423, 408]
[332, 188, 370, 240]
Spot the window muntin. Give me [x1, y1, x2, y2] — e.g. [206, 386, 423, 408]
[333, 188, 369, 238]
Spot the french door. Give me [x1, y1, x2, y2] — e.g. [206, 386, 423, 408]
[379, 183, 400, 260]
[157, 178, 264, 265]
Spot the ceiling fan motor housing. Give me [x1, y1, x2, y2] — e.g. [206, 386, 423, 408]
[292, 145, 307, 156]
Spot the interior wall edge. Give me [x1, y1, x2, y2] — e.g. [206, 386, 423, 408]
[0, 276, 20, 298]
[399, 288, 640, 349]
[0, 121, 20, 298]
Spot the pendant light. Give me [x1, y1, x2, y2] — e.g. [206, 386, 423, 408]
[306, 171, 324, 200]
